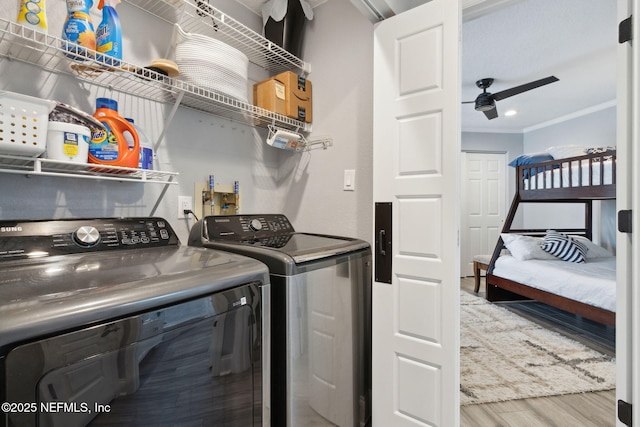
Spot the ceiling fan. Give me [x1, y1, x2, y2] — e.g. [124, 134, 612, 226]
[463, 76, 559, 120]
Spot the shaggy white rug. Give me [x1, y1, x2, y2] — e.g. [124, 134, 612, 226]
[460, 291, 615, 405]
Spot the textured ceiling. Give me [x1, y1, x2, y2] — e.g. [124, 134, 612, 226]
[461, 0, 617, 133]
[235, 0, 618, 134]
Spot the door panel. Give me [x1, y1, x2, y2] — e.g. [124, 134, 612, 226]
[372, 1, 460, 425]
[460, 152, 506, 276]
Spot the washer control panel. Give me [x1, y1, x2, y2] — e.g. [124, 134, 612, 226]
[0, 218, 179, 261]
[204, 214, 294, 241]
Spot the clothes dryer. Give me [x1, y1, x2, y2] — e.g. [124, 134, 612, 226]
[0, 217, 269, 427]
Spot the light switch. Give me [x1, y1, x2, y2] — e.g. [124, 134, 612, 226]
[344, 169, 355, 191]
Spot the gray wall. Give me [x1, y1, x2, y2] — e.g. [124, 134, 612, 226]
[0, 0, 374, 244]
[282, 0, 374, 242]
[523, 106, 616, 151]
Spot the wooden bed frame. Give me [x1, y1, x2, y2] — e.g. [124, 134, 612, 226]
[486, 149, 616, 326]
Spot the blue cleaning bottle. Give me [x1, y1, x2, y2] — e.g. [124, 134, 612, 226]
[62, 0, 96, 59]
[96, 0, 122, 65]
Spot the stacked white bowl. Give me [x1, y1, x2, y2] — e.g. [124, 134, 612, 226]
[174, 25, 249, 102]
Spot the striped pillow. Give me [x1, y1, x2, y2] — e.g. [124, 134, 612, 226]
[540, 231, 588, 263]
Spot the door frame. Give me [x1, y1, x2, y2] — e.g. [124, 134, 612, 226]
[615, 0, 637, 424]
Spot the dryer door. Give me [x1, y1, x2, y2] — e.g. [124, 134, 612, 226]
[3, 283, 263, 427]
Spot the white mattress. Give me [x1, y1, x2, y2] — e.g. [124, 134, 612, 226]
[492, 255, 616, 312]
[524, 159, 614, 189]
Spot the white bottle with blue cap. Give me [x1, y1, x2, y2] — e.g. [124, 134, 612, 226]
[125, 118, 153, 170]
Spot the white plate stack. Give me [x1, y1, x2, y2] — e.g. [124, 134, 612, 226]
[174, 25, 249, 102]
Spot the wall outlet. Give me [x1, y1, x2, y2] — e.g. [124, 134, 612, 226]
[178, 196, 193, 219]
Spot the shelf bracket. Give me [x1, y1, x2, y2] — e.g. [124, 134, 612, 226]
[150, 174, 176, 217]
[154, 90, 184, 153]
[304, 135, 333, 151]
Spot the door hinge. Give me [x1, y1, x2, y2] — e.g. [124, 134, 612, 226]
[618, 399, 632, 426]
[619, 15, 632, 43]
[618, 210, 632, 233]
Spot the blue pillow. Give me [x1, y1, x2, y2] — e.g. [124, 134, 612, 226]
[508, 152, 554, 178]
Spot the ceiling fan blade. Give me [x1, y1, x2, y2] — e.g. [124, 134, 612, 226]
[462, 100, 476, 104]
[483, 107, 498, 120]
[492, 76, 559, 101]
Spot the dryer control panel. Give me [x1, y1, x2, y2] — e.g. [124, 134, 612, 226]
[0, 217, 179, 261]
[203, 214, 294, 240]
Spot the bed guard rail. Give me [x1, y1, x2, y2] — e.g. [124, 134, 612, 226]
[516, 149, 616, 200]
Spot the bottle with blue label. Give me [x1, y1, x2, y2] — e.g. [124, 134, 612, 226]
[62, 0, 96, 59]
[96, 0, 122, 65]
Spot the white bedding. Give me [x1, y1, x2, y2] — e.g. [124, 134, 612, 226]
[524, 159, 614, 190]
[492, 255, 616, 312]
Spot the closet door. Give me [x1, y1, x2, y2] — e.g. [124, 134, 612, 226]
[372, 0, 460, 425]
[460, 152, 506, 276]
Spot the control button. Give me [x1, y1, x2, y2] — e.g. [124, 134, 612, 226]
[249, 218, 263, 232]
[157, 221, 166, 228]
[160, 229, 169, 239]
[72, 226, 101, 248]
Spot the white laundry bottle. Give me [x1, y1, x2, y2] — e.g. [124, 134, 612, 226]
[125, 118, 154, 170]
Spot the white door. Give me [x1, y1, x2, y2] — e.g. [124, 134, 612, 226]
[616, 1, 637, 425]
[372, 0, 460, 425]
[460, 152, 506, 276]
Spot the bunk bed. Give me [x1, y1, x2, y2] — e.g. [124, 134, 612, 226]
[486, 147, 617, 326]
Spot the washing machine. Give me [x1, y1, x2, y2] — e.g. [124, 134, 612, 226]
[0, 217, 269, 427]
[188, 214, 372, 427]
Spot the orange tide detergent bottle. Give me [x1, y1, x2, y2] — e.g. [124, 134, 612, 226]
[89, 98, 139, 168]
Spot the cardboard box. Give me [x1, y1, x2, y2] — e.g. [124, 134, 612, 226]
[253, 71, 312, 123]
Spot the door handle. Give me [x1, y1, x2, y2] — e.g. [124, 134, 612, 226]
[618, 210, 632, 233]
[378, 229, 386, 256]
[375, 202, 392, 284]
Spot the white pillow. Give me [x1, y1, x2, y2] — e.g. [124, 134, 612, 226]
[500, 233, 557, 261]
[573, 236, 614, 258]
[545, 145, 588, 160]
[540, 230, 587, 263]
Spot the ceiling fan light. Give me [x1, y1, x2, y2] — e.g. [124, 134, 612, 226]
[475, 102, 495, 111]
[504, 109, 517, 116]
[475, 104, 494, 112]
[474, 94, 495, 112]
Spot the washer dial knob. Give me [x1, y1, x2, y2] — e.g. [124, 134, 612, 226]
[73, 226, 101, 247]
[249, 218, 263, 232]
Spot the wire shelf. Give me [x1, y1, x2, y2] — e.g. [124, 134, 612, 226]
[0, 154, 179, 184]
[123, 0, 310, 75]
[0, 17, 310, 133]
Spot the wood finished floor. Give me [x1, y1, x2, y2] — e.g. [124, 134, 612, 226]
[460, 277, 616, 427]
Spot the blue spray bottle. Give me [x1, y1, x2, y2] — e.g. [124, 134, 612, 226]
[96, 0, 122, 65]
